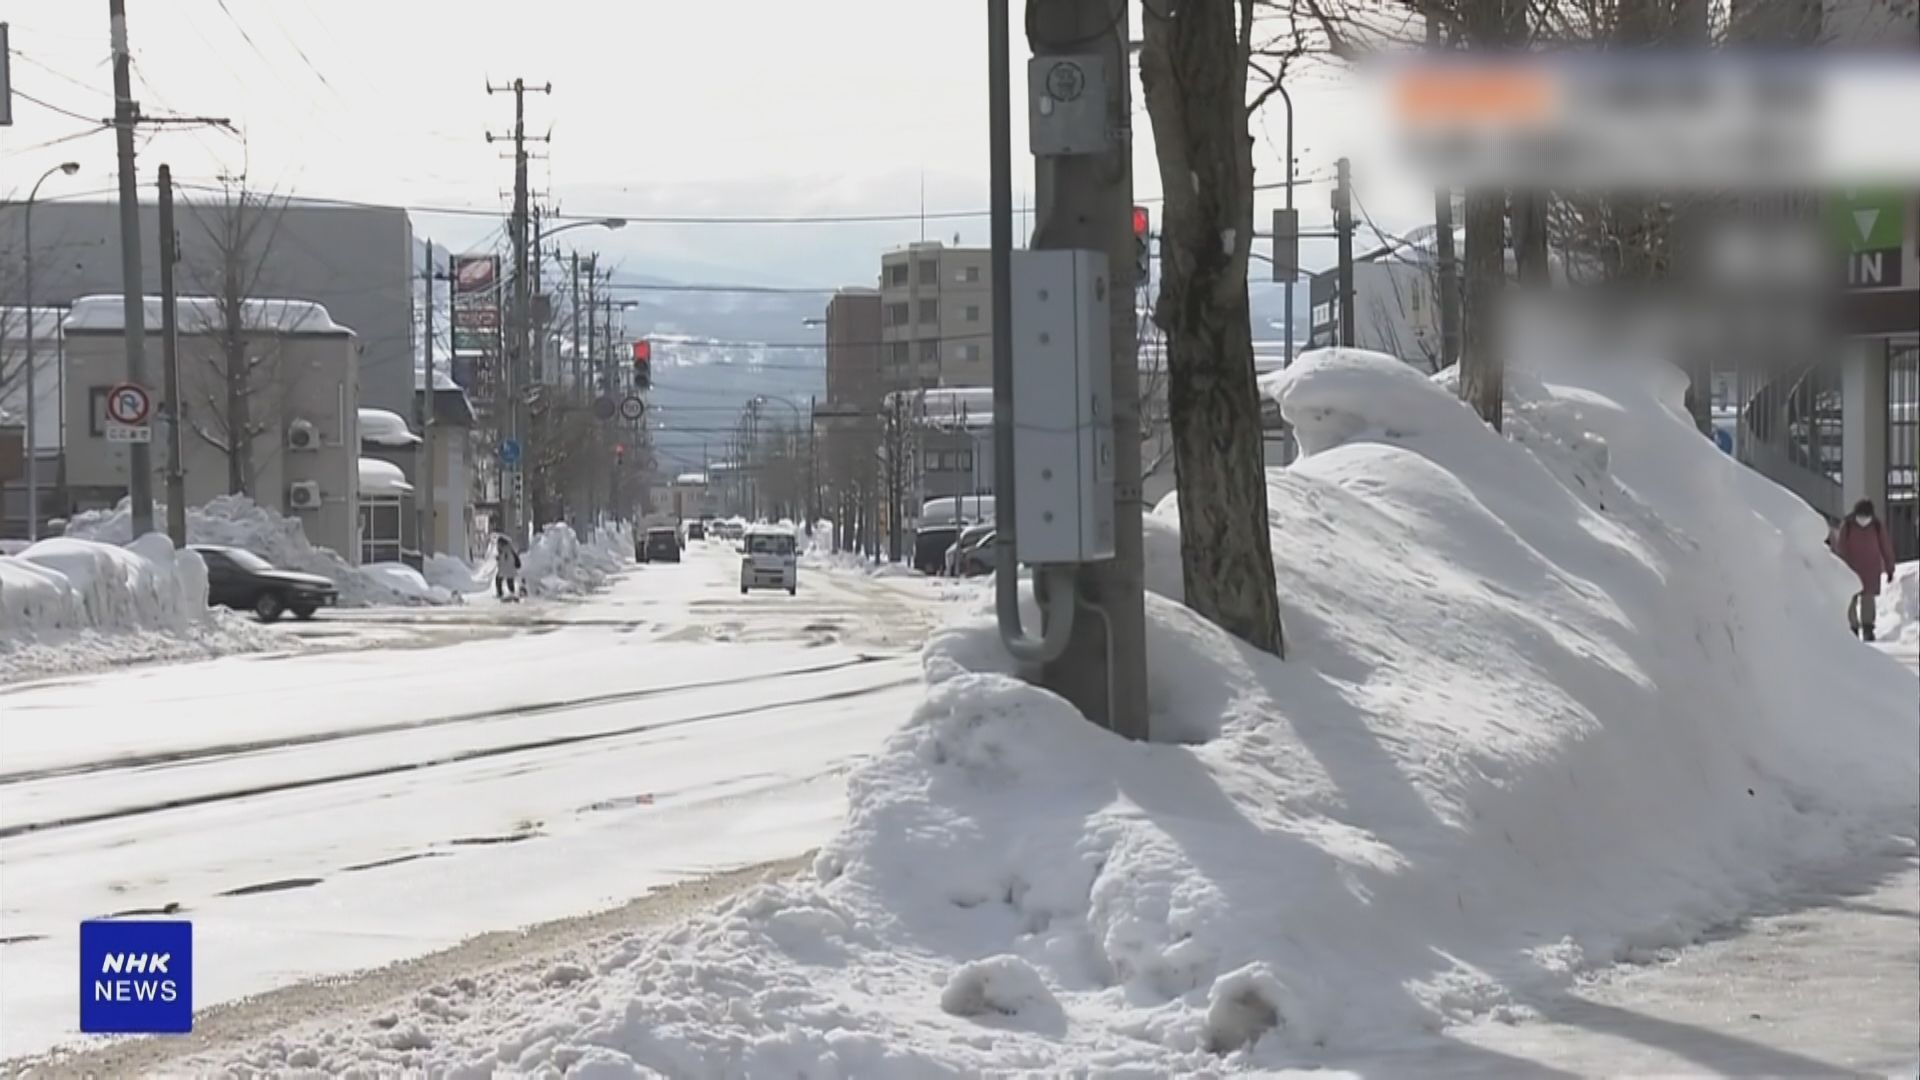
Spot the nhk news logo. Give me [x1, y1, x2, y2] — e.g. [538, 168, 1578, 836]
[79, 920, 193, 1034]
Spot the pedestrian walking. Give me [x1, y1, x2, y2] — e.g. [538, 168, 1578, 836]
[495, 535, 524, 601]
[1831, 499, 1897, 641]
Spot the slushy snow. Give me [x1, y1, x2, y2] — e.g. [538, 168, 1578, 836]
[194, 349, 1917, 1076]
[1, 535, 277, 682]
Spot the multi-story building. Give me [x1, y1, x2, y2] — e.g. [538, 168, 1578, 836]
[878, 242, 993, 390]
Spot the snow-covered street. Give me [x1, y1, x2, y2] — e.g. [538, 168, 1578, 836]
[0, 542, 951, 1060]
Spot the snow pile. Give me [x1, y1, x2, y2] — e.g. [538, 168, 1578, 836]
[360, 562, 456, 605]
[1, 535, 278, 682]
[195, 348, 1917, 1075]
[63, 495, 438, 607]
[1883, 560, 1919, 645]
[422, 553, 492, 597]
[519, 522, 630, 596]
[801, 548, 914, 579]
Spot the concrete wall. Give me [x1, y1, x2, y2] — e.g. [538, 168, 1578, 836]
[0, 200, 413, 417]
[62, 328, 361, 560]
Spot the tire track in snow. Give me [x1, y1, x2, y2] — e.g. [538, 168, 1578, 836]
[0, 653, 900, 786]
[0, 674, 916, 841]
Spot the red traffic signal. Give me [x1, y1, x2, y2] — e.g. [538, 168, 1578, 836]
[631, 340, 651, 364]
[1132, 206, 1149, 237]
[1131, 206, 1150, 278]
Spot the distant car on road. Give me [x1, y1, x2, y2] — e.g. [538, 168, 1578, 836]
[685, 520, 706, 542]
[641, 527, 682, 563]
[739, 527, 798, 595]
[192, 544, 338, 622]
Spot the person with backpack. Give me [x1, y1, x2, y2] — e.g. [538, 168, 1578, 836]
[494, 535, 524, 600]
[1831, 499, 1897, 641]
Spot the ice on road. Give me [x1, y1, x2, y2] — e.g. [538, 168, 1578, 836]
[0, 543, 947, 1060]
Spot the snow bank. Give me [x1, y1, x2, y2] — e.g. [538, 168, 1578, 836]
[360, 562, 454, 605]
[1884, 560, 1919, 645]
[519, 522, 630, 596]
[195, 348, 1918, 1075]
[64, 495, 437, 607]
[1, 536, 277, 682]
[422, 553, 491, 597]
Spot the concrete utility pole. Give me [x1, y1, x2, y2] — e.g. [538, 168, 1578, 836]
[570, 252, 583, 402]
[108, 0, 154, 535]
[486, 77, 549, 542]
[419, 241, 438, 558]
[1335, 157, 1356, 349]
[1025, 0, 1149, 740]
[157, 165, 187, 546]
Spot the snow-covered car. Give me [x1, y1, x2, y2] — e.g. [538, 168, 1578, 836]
[944, 521, 996, 577]
[192, 544, 338, 622]
[739, 527, 798, 595]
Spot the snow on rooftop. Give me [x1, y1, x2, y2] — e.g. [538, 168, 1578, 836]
[357, 457, 413, 497]
[63, 295, 352, 336]
[358, 408, 420, 447]
[673, 472, 709, 486]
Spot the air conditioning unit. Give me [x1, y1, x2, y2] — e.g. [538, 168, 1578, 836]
[287, 419, 319, 451]
[288, 481, 323, 511]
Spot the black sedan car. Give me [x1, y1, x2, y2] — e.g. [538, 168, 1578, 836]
[640, 527, 682, 563]
[192, 545, 338, 622]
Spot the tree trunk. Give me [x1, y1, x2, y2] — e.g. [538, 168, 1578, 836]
[1435, 189, 1461, 370]
[1460, 188, 1506, 430]
[223, 312, 250, 496]
[1513, 191, 1550, 286]
[1141, 0, 1285, 657]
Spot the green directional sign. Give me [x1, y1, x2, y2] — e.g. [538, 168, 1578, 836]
[1831, 190, 1905, 254]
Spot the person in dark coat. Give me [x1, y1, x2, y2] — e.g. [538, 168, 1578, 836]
[494, 535, 523, 600]
[1831, 498, 1897, 641]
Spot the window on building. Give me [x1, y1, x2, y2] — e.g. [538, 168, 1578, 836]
[892, 341, 910, 367]
[887, 264, 909, 287]
[885, 302, 910, 327]
[359, 498, 405, 565]
[956, 265, 982, 284]
[919, 299, 939, 323]
[955, 343, 981, 362]
[921, 341, 940, 364]
[964, 305, 981, 322]
[918, 260, 940, 285]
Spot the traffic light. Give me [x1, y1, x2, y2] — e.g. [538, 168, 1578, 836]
[631, 340, 652, 389]
[1131, 206, 1150, 280]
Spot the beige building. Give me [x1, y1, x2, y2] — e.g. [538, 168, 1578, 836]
[60, 295, 362, 561]
[879, 242, 993, 389]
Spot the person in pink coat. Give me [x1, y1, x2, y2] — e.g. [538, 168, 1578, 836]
[1831, 498, 1898, 641]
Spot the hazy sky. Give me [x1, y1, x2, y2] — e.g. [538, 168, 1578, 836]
[3, 1, 1390, 287]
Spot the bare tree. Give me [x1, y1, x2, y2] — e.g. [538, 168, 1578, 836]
[180, 184, 298, 496]
[1141, 0, 1288, 657]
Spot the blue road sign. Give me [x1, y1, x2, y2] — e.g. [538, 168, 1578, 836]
[498, 438, 522, 468]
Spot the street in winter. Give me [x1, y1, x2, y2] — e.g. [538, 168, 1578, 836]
[3, 2, 1918, 1077]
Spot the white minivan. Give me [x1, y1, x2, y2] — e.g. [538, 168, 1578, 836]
[739, 527, 798, 595]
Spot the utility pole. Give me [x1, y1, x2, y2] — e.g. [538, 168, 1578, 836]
[108, 0, 154, 534]
[157, 165, 187, 546]
[1334, 157, 1356, 349]
[570, 252, 583, 403]
[419, 241, 438, 558]
[1025, 0, 1148, 740]
[486, 77, 549, 542]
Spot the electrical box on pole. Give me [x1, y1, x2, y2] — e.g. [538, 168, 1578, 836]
[1010, 249, 1115, 565]
[1271, 208, 1299, 283]
[1028, 55, 1112, 156]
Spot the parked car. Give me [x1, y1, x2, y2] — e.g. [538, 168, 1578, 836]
[642, 527, 682, 563]
[739, 527, 798, 595]
[685, 520, 706, 542]
[913, 524, 962, 575]
[192, 544, 338, 622]
[949, 526, 997, 578]
[944, 521, 996, 577]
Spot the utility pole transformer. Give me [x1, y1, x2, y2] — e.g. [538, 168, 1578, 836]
[108, 0, 155, 535]
[1021, 0, 1149, 740]
[158, 165, 187, 547]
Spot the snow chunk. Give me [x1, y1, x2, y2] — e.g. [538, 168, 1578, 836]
[1267, 346, 1487, 456]
[939, 955, 1060, 1022]
[358, 408, 420, 447]
[357, 457, 413, 496]
[1204, 963, 1315, 1054]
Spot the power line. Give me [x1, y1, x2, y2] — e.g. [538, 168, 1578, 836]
[9, 86, 102, 125]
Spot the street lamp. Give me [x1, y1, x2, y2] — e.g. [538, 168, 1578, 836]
[546, 216, 627, 240]
[22, 162, 82, 542]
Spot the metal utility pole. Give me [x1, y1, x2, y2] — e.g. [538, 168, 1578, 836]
[1275, 84, 1296, 365]
[1022, 0, 1148, 740]
[419, 241, 438, 558]
[1334, 157, 1356, 348]
[486, 76, 549, 541]
[109, 0, 154, 535]
[157, 165, 186, 546]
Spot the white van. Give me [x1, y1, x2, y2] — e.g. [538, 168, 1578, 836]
[739, 527, 798, 595]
